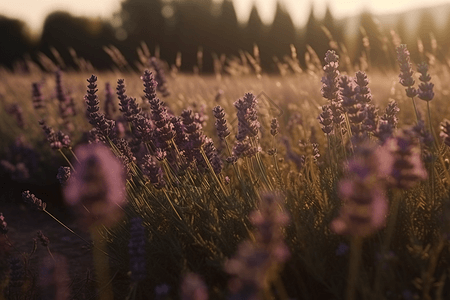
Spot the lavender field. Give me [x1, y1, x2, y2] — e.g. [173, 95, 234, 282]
[1, 42, 450, 300]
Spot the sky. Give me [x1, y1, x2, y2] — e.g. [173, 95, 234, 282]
[2, 0, 450, 35]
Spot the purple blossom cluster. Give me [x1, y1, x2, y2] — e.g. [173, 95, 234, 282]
[39, 119, 71, 150]
[331, 143, 391, 237]
[396, 45, 417, 98]
[85, 75, 116, 140]
[225, 192, 289, 300]
[63, 143, 126, 229]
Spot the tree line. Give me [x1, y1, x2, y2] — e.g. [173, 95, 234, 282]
[1, 0, 449, 73]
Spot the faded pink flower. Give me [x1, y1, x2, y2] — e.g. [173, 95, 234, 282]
[331, 179, 388, 237]
[384, 129, 427, 189]
[64, 143, 126, 229]
[332, 143, 390, 237]
[180, 273, 208, 300]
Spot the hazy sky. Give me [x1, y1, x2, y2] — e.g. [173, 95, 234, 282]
[2, 0, 450, 34]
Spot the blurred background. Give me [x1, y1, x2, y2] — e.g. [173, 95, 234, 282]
[1, 0, 449, 72]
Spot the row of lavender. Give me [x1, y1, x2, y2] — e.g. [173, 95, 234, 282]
[1, 43, 450, 299]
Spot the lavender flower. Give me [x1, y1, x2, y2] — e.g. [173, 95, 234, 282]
[22, 191, 47, 211]
[318, 105, 333, 134]
[226, 192, 289, 300]
[321, 50, 340, 102]
[363, 104, 378, 134]
[0, 213, 7, 234]
[85, 75, 115, 139]
[6, 104, 25, 129]
[64, 143, 126, 229]
[234, 93, 260, 141]
[39, 119, 71, 150]
[37, 230, 49, 247]
[180, 273, 208, 300]
[440, 119, 450, 147]
[181, 109, 206, 150]
[213, 106, 230, 140]
[150, 57, 170, 97]
[396, 45, 417, 98]
[32, 82, 45, 110]
[340, 75, 357, 111]
[141, 69, 157, 102]
[117, 79, 129, 115]
[384, 129, 427, 189]
[171, 116, 188, 149]
[57, 166, 71, 184]
[128, 217, 146, 282]
[203, 138, 223, 174]
[417, 62, 434, 101]
[331, 144, 391, 237]
[376, 101, 400, 143]
[270, 118, 279, 136]
[55, 69, 72, 118]
[142, 154, 166, 189]
[354, 71, 372, 105]
[149, 100, 174, 150]
[0, 161, 29, 181]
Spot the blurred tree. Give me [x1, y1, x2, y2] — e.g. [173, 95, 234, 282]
[215, 0, 241, 56]
[394, 13, 408, 45]
[0, 16, 32, 70]
[265, 1, 296, 70]
[355, 11, 386, 69]
[172, 0, 217, 72]
[438, 9, 450, 58]
[304, 5, 328, 61]
[244, 4, 265, 52]
[39, 11, 117, 70]
[415, 8, 438, 59]
[322, 5, 343, 48]
[118, 0, 164, 63]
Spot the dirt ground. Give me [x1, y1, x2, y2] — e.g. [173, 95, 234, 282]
[1, 176, 99, 299]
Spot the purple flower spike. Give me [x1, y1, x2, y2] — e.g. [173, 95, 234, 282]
[234, 92, 260, 142]
[396, 45, 417, 98]
[331, 143, 391, 237]
[57, 166, 71, 184]
[417, 62, 434, 101]
[384, 129, 427, 189]
[212, 105, 230, 140]
[32, 82, 45, 110]
[141, 70, 158, 102]
[84, 75, 115, 139]
[226, 192, 290, 300]
[104, 82, 116, 119]
[440, 119, 450, 147]
[321, 50, 340, 102]
[142, 154, 166, 189]
[22, 191, 47, 211]
[270, 118, 279, 136]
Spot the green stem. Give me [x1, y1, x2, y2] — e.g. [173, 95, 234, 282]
[91, 227, 114, 300]
[411, 96, 420, 124]
[58, 149, 75, 171]
[373, 189, 401, 298]
[346, 236, 363, 300]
